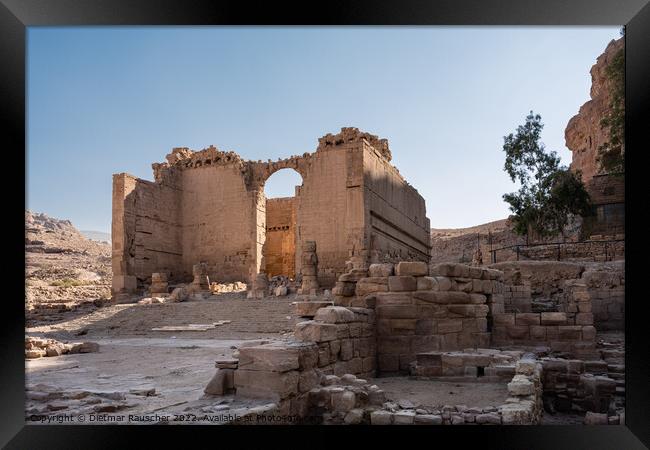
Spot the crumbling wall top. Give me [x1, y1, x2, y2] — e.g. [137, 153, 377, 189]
[317, 127, 392, 162]
[150, 127, 395, 186]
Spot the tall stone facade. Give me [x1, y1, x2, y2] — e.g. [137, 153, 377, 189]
[112, 127, 431, 295]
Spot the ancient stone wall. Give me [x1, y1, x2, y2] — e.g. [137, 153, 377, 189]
[112, 173, 182, 293]
[373, 263, 499, 374]
[264, 197, 296, 278]
[180, 163, 255, 283]
[490, 260, 624, 331]
[579, 262, 625, 331]
[491, 312, 597, 359]
[363, 142, 431, 264]
[294, 141, 364, 287]
[112, 128, 431, 294]
[294, 306, 377, 379]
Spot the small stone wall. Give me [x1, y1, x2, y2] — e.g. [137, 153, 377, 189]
[491, 312, 597, 359]
[490, 260, 624, 331]
[503, 285, 533, 312]
[540, 357, 618, 415]
[410, 349, 522, 380]
[370, 262, 503, 374]
[579, 262, 625, 330]
[293, 306, 377, 379]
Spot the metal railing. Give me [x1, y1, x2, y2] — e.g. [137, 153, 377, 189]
[489, 239, 624, 264]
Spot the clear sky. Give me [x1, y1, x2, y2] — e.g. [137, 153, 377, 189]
[27, 26, 620, 232]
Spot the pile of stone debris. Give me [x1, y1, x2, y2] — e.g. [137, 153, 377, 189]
[211, 281, 247, 294]
[25, 336, 99, 359]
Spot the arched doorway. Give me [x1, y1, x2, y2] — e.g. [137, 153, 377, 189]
[261, 168, 303, 279]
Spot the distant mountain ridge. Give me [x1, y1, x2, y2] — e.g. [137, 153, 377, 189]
[80, 230, 111, 243]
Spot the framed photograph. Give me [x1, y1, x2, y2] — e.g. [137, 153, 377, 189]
[4, 0, 648, 447]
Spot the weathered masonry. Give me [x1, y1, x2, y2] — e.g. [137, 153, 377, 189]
[112, 128, 431, 295]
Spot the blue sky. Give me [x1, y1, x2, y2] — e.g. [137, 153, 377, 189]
[27, 26, 620, 232]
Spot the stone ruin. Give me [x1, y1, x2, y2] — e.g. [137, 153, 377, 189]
[199, 261, 624, 425]
[108, 125, 623, 426]
[111, 127, 431, 297]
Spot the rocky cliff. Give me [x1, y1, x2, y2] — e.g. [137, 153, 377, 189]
[565, 37, 624, 182]
[25, 210, 111, 315]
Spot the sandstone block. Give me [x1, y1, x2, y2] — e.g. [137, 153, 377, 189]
[558, 325, 582, 340]
[575, 313, 594, 325]
[370, 410, 393, 425]
[374, 292, 415, 307]
[377, 305, 417, 319]
[578, 302, 592, 312]
[70, 342, 100, 354]
[294, 321, 338, 342]
[350, 295, 377, 308]
[414, 414, 443, 425]
[541, 312, 567, 325]
[330, 389, 357, 412]
[413, 291, 471, 305]
[506, 325, 530, 340]
[515, 313, 540, 326]
[439, 333, 458, 350]
[369, 263, 394, 278]
[294, 301, 334, 318]
[582, 325, 597, 341]
[515, 359, 537, 376]
[332, 281, 356, 297]
[234, 369, 299, 400]
[355, 277, 389, 296]
[468, 266, 483, 279]
[395, 261, 428, 277]
[416, 276, 437, 291]
[314, 306, 356, 324]
[344, 408, 365, 425]
[170, 286, 189, 302]
[45, 346, 63, 357]
[362, 356, 376, 372]
[336, 324, 351, 339]
[529, 326, 547, 340]
[388, 276, 417, 292]
[393, 410, 416, 425]
[475, 413, 501, 424]
[339, 269, 369, 282]
[437, 319, 463, 334]
[238, 344, 300, 372]
[298, 369, 320, 393]
[493, 313, 515, 326]
[411, 335, 441, 353]
[500, 404, 531, 425]
[204, 368, 235, 395]
[469, 293, 487, 304]
[434, 276, 453, 291]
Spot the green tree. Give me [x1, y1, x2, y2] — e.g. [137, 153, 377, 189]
[598, 37, 625, 174]
[502, 112, 594, 240]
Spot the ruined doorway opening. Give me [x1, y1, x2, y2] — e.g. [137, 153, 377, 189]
[262, 168, 303, 279]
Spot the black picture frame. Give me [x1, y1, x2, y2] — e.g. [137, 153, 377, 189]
[3, 0, 649, 448]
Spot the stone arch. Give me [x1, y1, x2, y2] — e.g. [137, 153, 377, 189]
[259, 167, 304, 279]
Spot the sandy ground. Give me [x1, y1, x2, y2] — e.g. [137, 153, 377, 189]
[27, 294, 299, 341]
[371, 377, 509, 409]
[25, 336, 281, 424]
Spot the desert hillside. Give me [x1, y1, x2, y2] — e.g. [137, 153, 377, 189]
[25, 211, 112, 317]
[430, 217, 584, 264]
